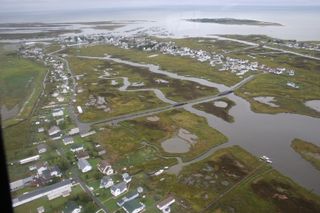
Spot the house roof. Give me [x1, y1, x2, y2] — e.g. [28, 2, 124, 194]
[122, 199, 144, 213]
[71, 143, 84, 149]
[64, 201, 79, 213]
[117, 190, 139, 206]
[101, 176, 113, 185]
[63, 137, 73, 143]
[12, 180, 72, 204]
[77, 159, 91, 169]
[111, 181, 127, 192]
[98, 160, 111, 169]
[37, 144, 47, 150]
[76, 150, 89, 159]
[157, 196, 175, 209]
[48, 126, 61, 134]
[50, 166, 61, 174]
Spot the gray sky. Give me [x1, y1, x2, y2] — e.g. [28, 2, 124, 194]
[1, 0, 320, 12]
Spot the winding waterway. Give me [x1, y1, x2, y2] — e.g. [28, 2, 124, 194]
[78, 55, 320, 194]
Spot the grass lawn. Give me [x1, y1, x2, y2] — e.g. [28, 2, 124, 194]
[212, 169, 320, 213]
[13, 185, 99, 213]
[95, 109, 227, 164]
[291, 138, 320, 171]
[66, 56, 169, 122]
[0, 44, 47, 125]
[64, 44, 240, 86]
[193, 98, 235, 122]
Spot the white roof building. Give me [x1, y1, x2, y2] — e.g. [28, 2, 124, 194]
[77, 159, 92, 173]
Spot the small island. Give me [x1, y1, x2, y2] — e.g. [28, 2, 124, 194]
[185, 18, 283, 26]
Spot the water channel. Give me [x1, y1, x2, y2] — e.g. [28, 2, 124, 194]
[78, 55, 320, 194]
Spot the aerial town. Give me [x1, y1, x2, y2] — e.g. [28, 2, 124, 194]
[1, 3, 320, 213]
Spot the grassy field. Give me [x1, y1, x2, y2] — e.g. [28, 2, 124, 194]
[132, 145, 320, 213]
[13, 185, 99, 213]
[194, 98, 235, 122]
[291, 138, 320, 171]
[68, 56, 218, 101]
[212, 169, 320, 213]
[67, 56, 170, 122]
[63, 44, 241, 86]
[94, 108, 227, 167]
[0, 43, 47, 125]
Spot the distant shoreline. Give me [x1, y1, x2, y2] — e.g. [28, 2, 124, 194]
[185, 18, 283, 26]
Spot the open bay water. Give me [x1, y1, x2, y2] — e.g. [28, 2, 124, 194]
[0, 5, 320, 40]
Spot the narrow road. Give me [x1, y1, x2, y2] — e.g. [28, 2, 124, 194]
[89, 75, 255, 127]
[212, 35, 320, 61]
[58, 148, 108, 213]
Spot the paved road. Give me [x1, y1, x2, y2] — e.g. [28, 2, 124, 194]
[212, 35, 320, 61]
[58, 148, 108, 213]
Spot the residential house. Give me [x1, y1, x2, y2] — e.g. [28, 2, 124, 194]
[77, 159, 92, 173]
[97, 160, 113, 175]
[10, 176, 33, 192]
[37, 144, 48, 154]
[70, 144, 84, 153]
[50, 166, 62, 177]
[117, 190, 139, 206]
[156, 196, 175, 213]
[110, 182, 127, 197]
[52, 109, 64, 117]
[122, 173, 132, 183]
[122, 199, 145, 213]
[100, 176, 114, 189]
[19, 155, 40, 164]
[37, 206, 45, 213]
[95, 146, 106, 156]
[63, 201, 82, 213]
[36, 162, 48, 175]
[38, 127, 45, 133]
[68, 127, 80, 136]
[48, 126, 61, 136]
[76, 151, 90, 160]
[12, 180, 73, 207]
[63, 137, 74, 145]
[77, 106, 83, 114]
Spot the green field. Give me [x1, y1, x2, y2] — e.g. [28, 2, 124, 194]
[291, 138, 320, 171]
[0, 43, 47, 125]
[14, 185, 99, 213]
[212, 169, 320, 213]
[94, 108, 227, 168]
[194, 98, 235, 122]
[63, 44, 240, 86]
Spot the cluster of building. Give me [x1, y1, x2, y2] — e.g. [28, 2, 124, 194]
[267, 38, 320, 52]
[59, 34, 297, 79]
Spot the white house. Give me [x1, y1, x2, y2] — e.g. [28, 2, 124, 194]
[63, 201, 82, 213]
[12, 180, 73, 207]
[77, 159, 92, 173]
[68, 127, 80, 136]
[19, 155, 40, 165]
[70, 144, 84, 152]
[110, 182, 127, 197]
[37, 144, 48, 154]
[48, 126, 61, 136]
[77, 106, 83, 114]
[122, 199, 145, 213]
[100, 176, 114, 189]
[62, 137, 74, 145]
[97, 160, 113, 175]
[156, 196, 175, 213]
[122, 173, 132, 183]
[52, 109, 64, 117]
[36, 162, 48, 175]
